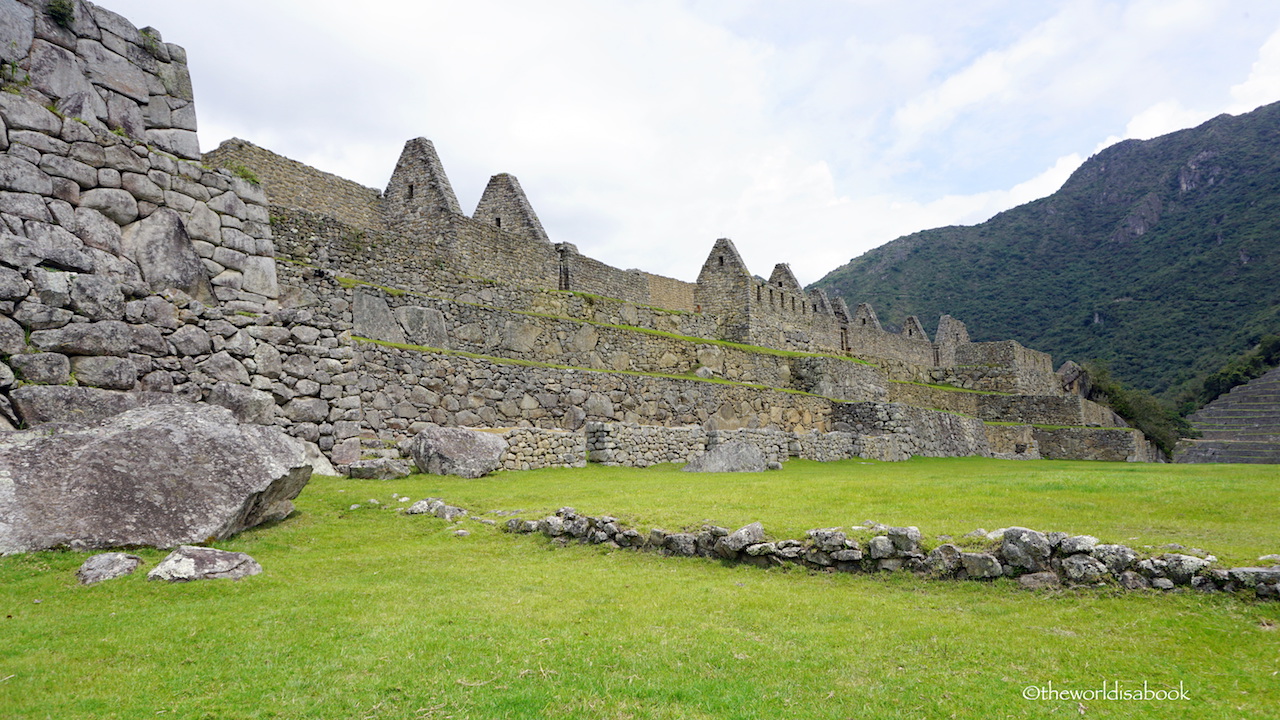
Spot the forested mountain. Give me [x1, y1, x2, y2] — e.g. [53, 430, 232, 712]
[812, 101, 1280, 398]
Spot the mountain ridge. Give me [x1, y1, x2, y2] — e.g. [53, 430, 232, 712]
[811, 102, 1280, 398]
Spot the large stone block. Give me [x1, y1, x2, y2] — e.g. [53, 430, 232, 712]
[0, 403, 311, 553]
[30, 319, 132, 356]
[407, 426, 508, 479]
[682, 441, 766, 472]
[9, 384, 186, 426]
[352, 290, 406, 344]
[121, 208, 214, 303]
[76, 38, 150, 102]
[0, 0, 35, 64]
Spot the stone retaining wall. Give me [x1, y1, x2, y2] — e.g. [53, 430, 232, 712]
[499, 427, 586, 471]
[586, 422, 706, 466]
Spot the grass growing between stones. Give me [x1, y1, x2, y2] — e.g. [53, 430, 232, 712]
[0, 458, 1276, 719]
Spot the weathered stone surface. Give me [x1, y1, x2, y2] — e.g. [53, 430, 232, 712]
[31, 319, 132, 356]
[79, 188, 139, 225]
[69, 355, 136, 390]
[197, 351, 249, 384]
[0, 93, 61, 133]
[145, 129, 199, 160]
[1001, 527, 1050, 572]
[1227, 567, 1280, 588]
[961, 552, 1003, 579]
[121, 208, 213, 303]
[9, 384, 185, 426]
[9, 352, 70, 384]
[347, 458, 412, 480]
[77, 552, 142, 585]
[77, 39, 150, 102]
[352, 290, 406, 344]
[1058, 534, 1098, 556]
[1060, 554, 1109, 584]
[69, 273, 125, 319]
[0, 155, 53, 195]
[925, 543, 962, 574]
[1118, 570, 1150, 590]
[0, 225, 93, 272]
[715, 521, 765, 556]
[1162, 554, 1210, 585]
[0, 266, 27, 300]
[0, 314, 27, 354]
[1018, 571, 1061, 589]
[408, 426, 508, 479]
[868, 535, 894, 559]
[170, 324, 211, 355]
[1092, 544, 1137, 575]
[888, 526, 922, 555]
[395, 305, 448, 348]
[207, 381, 275, 424]
[0, 0, 35, 64]
[682, 441, 766, 472]
[146, 546, 262, 582]
[0, 403, 310, 553]
[283, 397, 327, 423]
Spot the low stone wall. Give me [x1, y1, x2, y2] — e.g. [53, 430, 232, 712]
[487, 507, 1280, 600]
[586, 422, 706, 466]
[708, 428, 791, 465]
[790, 430, 859, 462]
[499, 427, 586, 471]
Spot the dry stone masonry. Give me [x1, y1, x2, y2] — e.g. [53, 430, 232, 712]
[0, 0, 1167, 479]
[400, 502, 1279, 600]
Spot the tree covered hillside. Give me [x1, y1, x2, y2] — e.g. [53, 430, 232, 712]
[811, 101, 1280, 398]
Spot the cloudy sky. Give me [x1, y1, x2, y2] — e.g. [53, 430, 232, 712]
[107, 0, 1280, 284]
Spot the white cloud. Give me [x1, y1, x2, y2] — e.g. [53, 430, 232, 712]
[1230, 26, 1280, 113]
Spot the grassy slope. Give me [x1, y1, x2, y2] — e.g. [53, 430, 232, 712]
[2, 458, 1278, 719]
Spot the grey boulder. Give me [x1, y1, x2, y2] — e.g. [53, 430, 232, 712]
[407, 426, 508, 479]
[1001, 526, 1051, 572]
[146, 546, 262, 582]
[682, 441, 766, 473]
[0, 403, 311, 553]
[77, 552, 142, 585]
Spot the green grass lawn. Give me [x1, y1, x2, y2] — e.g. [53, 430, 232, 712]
[2, 457, 1278, 719]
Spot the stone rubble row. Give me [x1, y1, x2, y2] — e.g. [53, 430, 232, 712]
[405, 503, 1280, 600]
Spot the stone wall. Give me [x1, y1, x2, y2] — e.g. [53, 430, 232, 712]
[203, 138, 384, 233]
[790, 430, 859, 462]
[586, 422, 706, 466]
[1035, 427, 1165, 463]
[499, 427, 586, 471]
[833, 402, 990, 459]
[2, 0, 199, 159]
[956, 341, 1058, 395]
[984, 424, 1041, 460]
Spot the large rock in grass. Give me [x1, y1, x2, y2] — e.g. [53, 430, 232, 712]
[0, 403, 311, 554]
[407, 426, 508, 479]
[147, 546, 262, 582]
[682, 441, 765, 472]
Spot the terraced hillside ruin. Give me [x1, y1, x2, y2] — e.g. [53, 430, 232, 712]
[1176, 366, 1280, 463]
[0, 0, 1165, 469]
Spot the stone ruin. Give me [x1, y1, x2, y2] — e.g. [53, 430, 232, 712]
[0, 0, 1166, 485]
